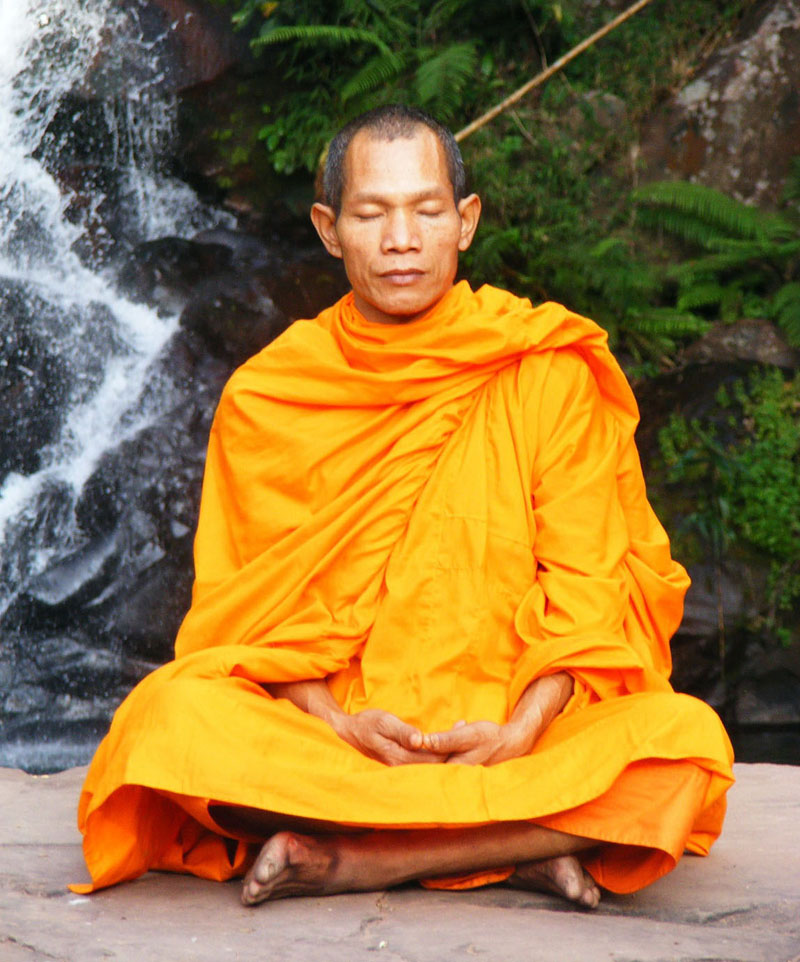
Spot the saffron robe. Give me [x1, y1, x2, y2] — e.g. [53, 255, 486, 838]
[73, 281, 734, 895]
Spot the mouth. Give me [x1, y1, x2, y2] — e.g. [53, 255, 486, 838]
[380, 269, 424, 286]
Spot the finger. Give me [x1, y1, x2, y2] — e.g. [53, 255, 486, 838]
[423, 724, 483, 754]
[445, 748, 488, 765]
[378, 742, 448, 766]
[375, 713, 424, 751]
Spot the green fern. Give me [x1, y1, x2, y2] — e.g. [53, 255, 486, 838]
[634, 181, 793, 244]
[676, 280, 726, 311]
[629, 307, 709, 338]
[413, 42, 478, 120]
[782, 156, 800, 206]
[426, 0, 478, 32]
[774, 282, 800, 347]
[252, 24, 391, 55]
[635, 205, 731, 248]
[340, 51, 407, 102]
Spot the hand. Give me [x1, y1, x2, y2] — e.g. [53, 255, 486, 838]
[422, 719, 535, 766]
[333, 709, 445, 766]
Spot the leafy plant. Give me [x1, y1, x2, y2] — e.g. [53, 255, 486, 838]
[207, 0, 569, 175]
[634, 180, 800, 347]
[658, 367, 800, 646]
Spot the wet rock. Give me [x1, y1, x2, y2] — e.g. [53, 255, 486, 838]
[180, 272, 289, 366]
[79, 0, 245, 101]
[0, 281, 72, 481]
[117, 237, 233, 314]
[265, 251, 349, 322]
[136, 0, 247, 91]
[640, 0, 800, 205]
[25, 533, 120, 608]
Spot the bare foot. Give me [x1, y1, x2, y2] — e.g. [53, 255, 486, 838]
[241, 832, 340, 906]
[509, 855, 601, 909]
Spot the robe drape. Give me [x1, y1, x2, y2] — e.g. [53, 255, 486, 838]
[73, 282, 734, 895]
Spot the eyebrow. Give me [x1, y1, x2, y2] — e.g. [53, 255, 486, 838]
[348, 187, 448, 204]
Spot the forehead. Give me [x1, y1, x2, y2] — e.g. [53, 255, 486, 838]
[342, 127, 451, 203]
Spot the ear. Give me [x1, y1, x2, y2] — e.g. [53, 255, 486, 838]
[456, 193, 481, 252]
[310, 202, 343, 259]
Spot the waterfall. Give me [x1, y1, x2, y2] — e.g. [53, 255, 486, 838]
[0, 0, 228, 615]
[0, 0, 232, 770]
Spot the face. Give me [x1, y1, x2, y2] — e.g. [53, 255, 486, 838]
[311, 127, 481, 325]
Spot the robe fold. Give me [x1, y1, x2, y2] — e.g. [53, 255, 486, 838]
[73, 281, 734, 895]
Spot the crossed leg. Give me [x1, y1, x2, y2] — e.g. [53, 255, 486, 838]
[210, 806, 600, 909]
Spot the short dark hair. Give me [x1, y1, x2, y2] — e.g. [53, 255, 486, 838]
[323, 104, 467, 215]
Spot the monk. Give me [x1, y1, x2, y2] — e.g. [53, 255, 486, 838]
[73, 104, 734, 910]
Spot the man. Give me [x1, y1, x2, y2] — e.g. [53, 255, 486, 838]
[73, 105, 733, 909]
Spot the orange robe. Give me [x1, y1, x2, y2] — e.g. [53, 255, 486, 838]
[73, 282, 733, 895]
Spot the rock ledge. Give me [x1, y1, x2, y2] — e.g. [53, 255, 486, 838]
[1, 763, 798, 962]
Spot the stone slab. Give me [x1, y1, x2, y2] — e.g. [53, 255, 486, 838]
[1, 764, 799, 962]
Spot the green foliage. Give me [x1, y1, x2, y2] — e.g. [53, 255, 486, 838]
[251, 24, 391, 54]
[635, 180, 791, 242]
[208, 0, 758, 365]
[209, 0, 572, 175]
[634, 180, 800, 346]
[658, 368, 800, 640]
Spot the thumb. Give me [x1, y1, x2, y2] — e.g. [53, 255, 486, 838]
[381, 714, 423, 750]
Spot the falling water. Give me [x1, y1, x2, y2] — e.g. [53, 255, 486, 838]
[0, 0, 232, 769]
[0, 0, 227, 617]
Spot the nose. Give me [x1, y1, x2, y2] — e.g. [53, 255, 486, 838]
[381, 208, 421, 253]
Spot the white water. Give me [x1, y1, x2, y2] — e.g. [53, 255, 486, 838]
[0, 0, 230, 613]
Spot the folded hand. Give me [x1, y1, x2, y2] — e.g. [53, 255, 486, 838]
[334, 708, 445, 766]
[422, 719, 534, 765]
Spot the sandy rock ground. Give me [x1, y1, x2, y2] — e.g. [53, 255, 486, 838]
[1, 763, 798, 962]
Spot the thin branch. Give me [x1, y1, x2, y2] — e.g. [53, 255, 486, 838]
[455, 0, 658, 143]
[508, 109, 537, 148]
[518, 0, 548, 70]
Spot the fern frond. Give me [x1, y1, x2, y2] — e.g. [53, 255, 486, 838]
[670, 248, 776, 281]
[707, 237, 800, 260]
[635, 206, 730, 249]
[634, 181, 793, 243]
[774, 282, 800, 347]
[782, 156, 800, 205]
[778, 310, 800, 348]
[414, 42, 477, 119]
[676, 281, 726, 311]
[774, 281, 800, 313]
[252, 24, 391, 55]
[628, 307, 710, 337]
[425, 0, 475, 33]
[588, 237, 626, 258]
[340, 51, 407, 102]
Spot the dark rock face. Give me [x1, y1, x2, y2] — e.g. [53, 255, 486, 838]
[0, 284, 71, 480]
[640, 0, 800, 206]
[635, 321, 800, 743]
[0, 279, 126, 483]
[143, 0, 248, 90]
[0, 214, 347, 773]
